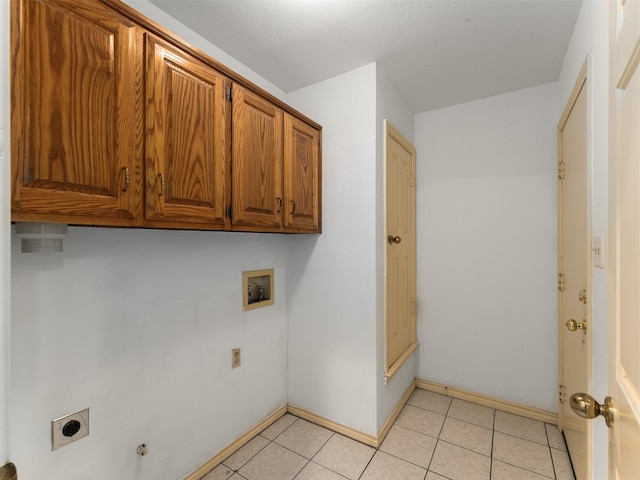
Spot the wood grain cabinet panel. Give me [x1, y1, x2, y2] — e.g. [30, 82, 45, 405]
[231, 85, 283, 231]
[11, 0, 139, 224]
[144, 35, 229, 228]
[284, 114, 321, 233]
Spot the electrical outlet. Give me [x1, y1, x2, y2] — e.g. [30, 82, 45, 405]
[52, 408, 89, 450]
[232, 348, 241, 368]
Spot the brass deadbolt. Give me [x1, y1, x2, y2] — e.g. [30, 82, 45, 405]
[578, 289, 587, 304]
[565, 319, 587, 333]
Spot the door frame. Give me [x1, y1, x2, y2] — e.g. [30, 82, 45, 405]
[557, 56, 593, 479]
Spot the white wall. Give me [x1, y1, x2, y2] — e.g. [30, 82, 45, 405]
[375, 68, 417, 432]
[415, 83, 559, 412]
[7, 2, 298, 479]
[376, 70, 415, 145]
[287, 64, 379, 435]
[286, 64, 418, 437]
[558, 1, 609, 478]
[0, 0, 11, 465]
[11, 229, 290, 480]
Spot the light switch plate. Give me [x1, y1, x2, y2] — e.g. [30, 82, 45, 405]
[232, 348, 241, 368]
[592, 235, 605, 269]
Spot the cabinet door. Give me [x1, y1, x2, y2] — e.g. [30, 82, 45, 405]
[145, 36, 229, 228]
[283, 114, 321, 233]
[231, 85, 283, 231]
[11, 0, 138, 224]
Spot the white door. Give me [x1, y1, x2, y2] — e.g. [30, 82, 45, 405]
[384, 120, 417, 380]
[608, 0, 640, 477]
[557, 61, 591, 480]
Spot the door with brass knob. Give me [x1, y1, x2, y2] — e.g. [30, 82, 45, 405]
[557, 61, 591, 480]
[384, 120, 417, 380]
[609, 2, 640, 477]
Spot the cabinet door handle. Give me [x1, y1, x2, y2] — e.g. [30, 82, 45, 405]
[290, 200, 296, 215]
[276, 197, 282, 213]
[158, 174, 165, 196]
[121, 167, 130, 192]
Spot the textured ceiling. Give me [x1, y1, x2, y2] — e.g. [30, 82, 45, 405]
[149, 0, 582, 113]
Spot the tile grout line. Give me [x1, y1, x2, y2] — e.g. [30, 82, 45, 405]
[489, 406, 496, 480]
[289, 429, 337, 480]
[544, 422, 559, 480]
[225, 434, 271, 476]
[225, 416, 301, 478]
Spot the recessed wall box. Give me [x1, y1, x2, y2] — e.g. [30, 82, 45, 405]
[15, 222, 68, 253]
[51, 408, 89, 450]
[243, 269, 274, 311]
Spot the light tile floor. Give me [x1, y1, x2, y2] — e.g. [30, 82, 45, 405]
[201, 389, 575, 480]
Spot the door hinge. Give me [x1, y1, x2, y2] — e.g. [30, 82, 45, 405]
[225, 205, 233, 219]
[558, 161, 566, 180]
[409, 301, 416, 315]
[559, 385, 566, 404]
[225, 86, 233, 101]
[410, 174, 415, 187]
[558, 273, 566, 292]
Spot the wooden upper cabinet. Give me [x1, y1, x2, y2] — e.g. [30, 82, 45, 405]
[11, 0, 139, 224]
[231, 85, 283, 231]
[11, 0, 321, 233]
[145, 35, 230, 228]
[284, 114, 321, 233]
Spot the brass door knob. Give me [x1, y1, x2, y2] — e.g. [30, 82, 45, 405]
[387, 235, 402, 245]
[570, 393, 614, 428]
[565, 319, 587, 333]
